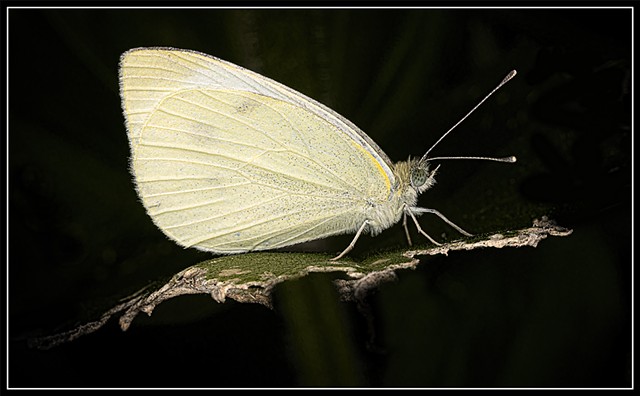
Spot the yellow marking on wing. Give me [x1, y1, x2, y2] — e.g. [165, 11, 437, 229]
[350, 140, 391, 193]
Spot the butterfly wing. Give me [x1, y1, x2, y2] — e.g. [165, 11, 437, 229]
[119, 47, 395, 253]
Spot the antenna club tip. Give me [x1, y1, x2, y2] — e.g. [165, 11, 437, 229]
[502, 70, 518, 84]
[508, 155, 517, 163]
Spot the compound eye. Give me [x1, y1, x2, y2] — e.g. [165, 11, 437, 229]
[410, 168, 428, 188]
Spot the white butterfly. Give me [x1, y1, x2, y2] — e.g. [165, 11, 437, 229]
[119, 47, 515, 260]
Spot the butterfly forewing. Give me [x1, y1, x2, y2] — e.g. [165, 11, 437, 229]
[121, 50, 395, 252]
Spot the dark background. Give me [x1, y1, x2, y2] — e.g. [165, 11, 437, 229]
[8, 7, 631, 388]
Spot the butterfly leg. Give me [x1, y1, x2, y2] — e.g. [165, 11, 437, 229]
[402, 211, 413, 246]
[406, 209, 441, 245]
[331, 220, 369, 261]
[410, 207, 473, 237]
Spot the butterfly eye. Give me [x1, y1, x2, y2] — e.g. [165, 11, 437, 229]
[410, 167, 429, 188]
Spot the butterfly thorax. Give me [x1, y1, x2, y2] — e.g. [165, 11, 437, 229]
[363, 158, 437, 236]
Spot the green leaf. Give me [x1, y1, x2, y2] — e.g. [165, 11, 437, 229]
[29, 217, 571, 350]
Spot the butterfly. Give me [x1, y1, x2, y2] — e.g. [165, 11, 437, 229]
[119, 47, 516, 260]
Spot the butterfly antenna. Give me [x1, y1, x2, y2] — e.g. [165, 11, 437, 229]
[420, 70, 517, 163]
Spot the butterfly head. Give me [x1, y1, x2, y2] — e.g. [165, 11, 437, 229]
[392, 158, 439, 205]
[410, 159, 439, 195]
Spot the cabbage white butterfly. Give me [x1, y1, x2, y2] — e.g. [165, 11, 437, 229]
[119, 47, 516, 260]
